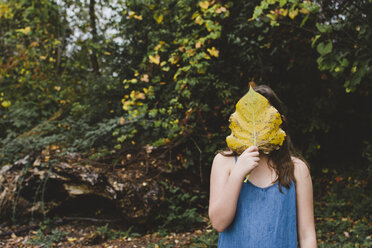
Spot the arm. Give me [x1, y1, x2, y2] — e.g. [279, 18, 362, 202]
[293, 158, 317, 248]
[209, 147, 259, 232]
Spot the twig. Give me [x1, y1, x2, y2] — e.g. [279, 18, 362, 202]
[190, 137, 203, 184]
[61, 216, 121, 223]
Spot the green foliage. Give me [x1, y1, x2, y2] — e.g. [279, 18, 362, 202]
[154, 181, 203, 232]
[118, 0, 232, 151]
[253, 0, 372, 93]
[314, 168, 372, 247]
[95, 224, 140, 241]
[28, 220, 69, 248]
[190, 229, 219, 247]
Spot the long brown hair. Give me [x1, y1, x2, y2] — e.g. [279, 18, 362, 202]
[218, 84, 308, 191]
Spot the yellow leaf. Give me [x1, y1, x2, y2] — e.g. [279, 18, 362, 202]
[1, 100, 11, 108]
[299, 8, 310, 15]
[168, 54, 180, 64]
[279, 8, 288, 17]
[289, 8, 298, 19]
[207, 47, 219, 57]
[199, 1, 210, 9]
[153, 13, 163, 24]
[67, 237, 77, 242]
[128, 11, 135, 18]
[215, 6, 227, 13]
[120, 117, 126, 125]
[0, 3, 14, 19]
[136, 92, 146, 100]
[149, 54, 160, 64]
[203, 53, 211, 59]
[140, 74, 149, 82]
[226, 86, 286, 155]
[16, 27, 31, 35]
[129, 11, 142, 20]
[186, 48, 196, 57]
[266, 13, 277, 21]
[195, 15, 204, 25]
[30, 41, 38, 47]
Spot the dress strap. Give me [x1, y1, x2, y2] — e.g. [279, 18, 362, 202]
[234, 155, 237, 163]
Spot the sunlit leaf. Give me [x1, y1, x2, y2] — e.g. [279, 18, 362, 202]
[289, 8, 298, 19]
[149, 54, 160, 64]
[1, 100, 11, 108]
[16, 26, 31, 35]
[207, 47, 219, 57]
[199, 1, 210, 10]
[153, 12, 163, 24]
[226, 86, 286, 155]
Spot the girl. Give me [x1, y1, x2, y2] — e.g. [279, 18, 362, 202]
[209, 85, 317, 248]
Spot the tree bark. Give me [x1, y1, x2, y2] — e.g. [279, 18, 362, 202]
[89, 0, 100, 75]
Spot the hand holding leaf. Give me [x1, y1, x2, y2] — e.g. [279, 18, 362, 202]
[226, 86, 286, 181]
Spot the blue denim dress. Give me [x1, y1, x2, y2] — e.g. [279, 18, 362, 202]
[217, 155, 297, 248]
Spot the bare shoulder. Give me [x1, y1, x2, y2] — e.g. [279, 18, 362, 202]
[212, 153, 233, 172]
[291, 156, 311, 180]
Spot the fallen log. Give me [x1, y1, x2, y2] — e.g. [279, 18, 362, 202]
[0, 145, 170, 225]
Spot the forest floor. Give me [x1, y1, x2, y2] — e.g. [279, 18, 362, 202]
[0, 167, 371, 248]
[0, 219, 214, 248]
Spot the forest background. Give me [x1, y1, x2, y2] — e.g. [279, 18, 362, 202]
[0, 0, 371, 247]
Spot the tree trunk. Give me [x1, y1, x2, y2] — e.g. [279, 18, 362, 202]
[89, 0, 100, 75]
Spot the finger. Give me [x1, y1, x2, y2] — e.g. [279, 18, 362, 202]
[249, 151, 259, 157]
[251, 157, 260, 163]
[244, 151, 259, 159]
[243, 146, 258, 154]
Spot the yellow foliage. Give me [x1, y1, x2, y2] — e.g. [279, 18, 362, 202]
[140, 74, 149, 82]
[120, 117, 126, 125]
[186, 48, 196, 57]
[289, 8, 299, 19]
[0, 3, 14, 19]
[279, 8, 288, 17]
[195, 41, 202, 49]
[299, 8, 310, 15]
[154, 41, 165, 51]
[168, 54, 180, 64]
[153, 13, 164, 24]
[1, 100, 11, 108]
[195, 15, 204, 25]
[226, 86, 286, 155]
[16, 27, 31, 35]
[215, 6, 227, 14]
[149, 54, 160, 64]
[128, 11, 142, 20]
[207, 47, 219, 57]
[199, 1, 210, 10]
